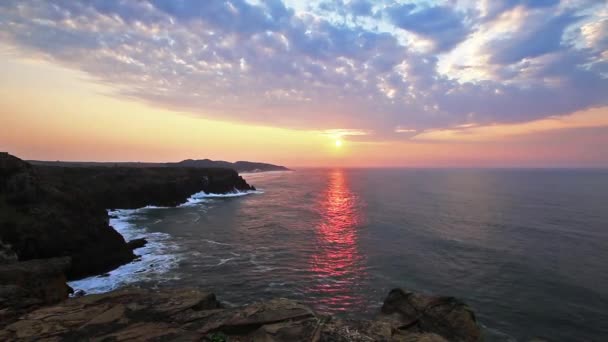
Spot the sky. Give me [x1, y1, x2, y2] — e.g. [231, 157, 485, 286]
[0, 0, 607, 167]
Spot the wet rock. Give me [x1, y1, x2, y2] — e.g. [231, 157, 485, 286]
[72, 289, 86, 297]
[126, 238, 147, 250]
[380, 288, 481, 342]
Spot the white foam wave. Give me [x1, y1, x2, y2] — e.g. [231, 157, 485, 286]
[69, 188, 262, 294]
[241, 170, 293, 178]
[69, 210, 182, 294]
[252, 265, 275, 273]
[179, 189, 262, 207]
[214, 257, 235, 266]
[202, 239, 233, 246]
[196, 189, 264, 198]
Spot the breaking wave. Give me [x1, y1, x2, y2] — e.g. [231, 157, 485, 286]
[180, 189, 263, 207]
[68, 208, 182, 294]
[69, 189, 263, 294]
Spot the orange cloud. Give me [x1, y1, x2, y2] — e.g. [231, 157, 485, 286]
[413, 107, 608, 142]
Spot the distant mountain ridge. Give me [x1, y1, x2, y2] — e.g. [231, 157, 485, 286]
[28, 159, 290, 173]
[167, 159, 290, 172]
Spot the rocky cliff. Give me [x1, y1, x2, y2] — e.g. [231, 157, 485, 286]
[0, 257, 72, 324]
[0, 153, 255, 279]
[0, 286, 481, 341]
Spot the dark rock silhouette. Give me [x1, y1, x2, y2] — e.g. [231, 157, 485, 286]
[29, 158, 291, 173]
[169, 159, 290, 172]
[126, 238, 147, 251]
[0, 152, 255, 279]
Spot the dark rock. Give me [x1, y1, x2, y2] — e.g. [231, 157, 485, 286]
[0, 288, 220, 340]
[0, 153, 137, 280]
[0, 257, 72, 326]
[29, 158, 291, 173]
[127, 238, 147, 250]
[167, 159, 290, 173]
[0, 287, 472, 341]
[0, 153, 256, 280]
[73, 289, 86, 297]
[0, 241, 17, 264]
[380, 288, 481, 342]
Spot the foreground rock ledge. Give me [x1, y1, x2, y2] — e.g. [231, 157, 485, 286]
[0, 287, 481, 341]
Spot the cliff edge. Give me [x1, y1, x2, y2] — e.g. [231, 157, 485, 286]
[0, 152, 255, 279]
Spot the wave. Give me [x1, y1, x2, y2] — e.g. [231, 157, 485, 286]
[240, 170, 293, 176]
[202, 239, 233, 246]
[69, 188, 263, 294]
[180, 189, 263, 207]
[214, 257, 235, 266]
[69, 209, 182, 294]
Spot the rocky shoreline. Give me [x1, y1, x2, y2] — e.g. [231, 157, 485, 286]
[0, 152, 255, 279]
[0, 266, 481, 341]
[0, 257, 482, 341]
[1, 152, 482, 341]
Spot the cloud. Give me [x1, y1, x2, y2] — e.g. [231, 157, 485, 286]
[479, 0, 560, 19]
[413, 106, 608, 142]
[348, 0, 373, 17]
[320, 128, 370, 138]
[0, 0, 606, 142]
[385, 3, 470, 51]
[487, 13, 582, 64]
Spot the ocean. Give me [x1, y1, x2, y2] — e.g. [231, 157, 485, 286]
[70, 169, 608, 341]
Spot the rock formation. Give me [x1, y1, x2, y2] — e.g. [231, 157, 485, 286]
[0, 287, 481, 341]
[0, 152, 255, 279]
[380, 288, 481, 342]
[0, 257, 72, 324]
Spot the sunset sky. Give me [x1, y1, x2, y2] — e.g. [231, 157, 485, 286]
[1, 0, 607, 167]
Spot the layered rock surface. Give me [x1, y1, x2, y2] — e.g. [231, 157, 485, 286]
[0, 257, 72, 324]
[0, 152, 255, 279]
[0, 287, 481, 341]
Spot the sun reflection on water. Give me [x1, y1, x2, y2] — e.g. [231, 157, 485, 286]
[309, 169, 366, 313]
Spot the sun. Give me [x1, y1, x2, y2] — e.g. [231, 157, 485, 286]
[335, 139, 343, 147]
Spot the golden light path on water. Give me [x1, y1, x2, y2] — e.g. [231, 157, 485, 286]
[309, 169, 366, 312]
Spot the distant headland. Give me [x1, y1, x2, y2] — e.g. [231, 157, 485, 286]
[28, 158, 291, 173]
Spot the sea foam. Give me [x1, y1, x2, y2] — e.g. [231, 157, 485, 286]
[69, 189, 263, 294]
[180, 189, 263, 207]
[69, 207, 182, 294]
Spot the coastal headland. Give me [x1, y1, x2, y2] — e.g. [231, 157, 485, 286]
[0, 152, 481, 341]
